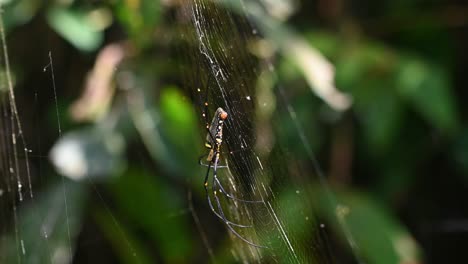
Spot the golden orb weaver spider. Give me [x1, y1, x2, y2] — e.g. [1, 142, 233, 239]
[192, 63, 267, 248]
[199, 105, 267, 248]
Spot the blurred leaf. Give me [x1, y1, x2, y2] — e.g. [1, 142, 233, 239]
[94, 207, 153, 264]
[396, 58, 458, 133]
[46, 7, 103, 52]
[273, 188, 318, 260]
[304, 31, 341, 59]
[275, 93, 323, 156]
[1, 0, 41, 31]
[0, 179, 87, 264]
[126, 84, 201, 177]
[160, 86, 202, 176]
[219, 0, 352, 111]
[314, 30, 459, 136]
[114, 0, 161, 47]
[333, 40, 402, 153]
[360, 91, 404, 154]
[336, 45, 396, 97]
[109, 168, 193, 262]
[50, 128, 126, 181]
[374, 152, 415, 202]
[328, 34, 458, 152]
[160, 87, 197, 130]
[317, 188, 422, 264]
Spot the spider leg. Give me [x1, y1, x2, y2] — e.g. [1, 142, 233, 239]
[214, 176, 264, 203]
[204, 158, 251, 228]
[199, 154, 228, 168]
[212, 180, 267, 248]
[212, 155, 267, 248]
[217, 144, 263, 203]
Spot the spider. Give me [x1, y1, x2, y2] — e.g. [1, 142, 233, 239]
[199, 106, 267, 248]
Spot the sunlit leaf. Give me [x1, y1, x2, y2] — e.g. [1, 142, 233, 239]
[160, 86, 198, 136]
[109, 168, 193, 262]
[317, 188, 422, 264]
[396, 58, 458, 133]
[160, 86, 202, 177]
[219, 0, 352, 111]
[46, 7, 103, 52]
[50, 128, 126, 181]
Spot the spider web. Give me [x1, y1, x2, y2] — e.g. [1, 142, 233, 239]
[0, 1, 361, 262]
[179, 0, 357, 262]
[0, 10, 84, 263]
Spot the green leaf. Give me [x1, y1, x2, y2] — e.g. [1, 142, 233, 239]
[159, 86, 203, 177]
[1, 0, 41, 31]
[160, 87, 198, 138]
[114, 0, 161, 47]
[46, 7, 103, 52]
[94, 207, 153, 264]
[317, 188, 422, 264]
[360, 90, 404, 154]
[396, 58, 458, 133]
[109, 168, 193, 262]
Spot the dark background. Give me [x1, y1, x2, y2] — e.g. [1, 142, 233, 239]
[0, 0, 467, 263]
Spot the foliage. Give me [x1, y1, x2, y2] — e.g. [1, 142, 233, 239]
[0, 0, 466, 263]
